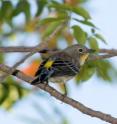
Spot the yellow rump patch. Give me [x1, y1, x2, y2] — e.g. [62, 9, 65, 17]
[44, 60, 54, 69]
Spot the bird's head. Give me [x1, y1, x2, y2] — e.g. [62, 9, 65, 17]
[77, 45, 95, 65]
[64, 44, 95, 66]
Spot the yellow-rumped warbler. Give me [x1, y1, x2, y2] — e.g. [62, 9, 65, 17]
[31, 44, 95, 88]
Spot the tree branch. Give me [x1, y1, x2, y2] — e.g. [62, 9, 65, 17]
[0, 46, 117, 61]
[0, 64, 117, 124]
[89, 54, 117, 61]
[0, 46, 36, 52]
[99, 49, 117, 54]
[0, 46, 117, 55]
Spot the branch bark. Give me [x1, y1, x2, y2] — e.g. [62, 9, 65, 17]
[0, 46, 36, 52]
[0, 46, 117, 61]
[0, 46, 117, 55]
[0, 64, 117, 124]
[89, 54, 117, 61]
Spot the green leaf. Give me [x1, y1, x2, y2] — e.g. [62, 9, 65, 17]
[0, 76, 30, 109]
[94, 33, 107, 44]
[72, 25, 87, 45]
[13, 1, 30, 21]
[12, 83, 23, 99]
[49, 1, 91, 19]
[0, 42, 4, 63]
[38, 16, 67, 26]
[74, 18, 97, 28]
[88, 37, 99, 51]
[36, 0, 47, 16]
[95, 60, 112, 81]
[0, 53, 4, 63]
[42, 21, 62, 38]
[0, 1, 13, 22]
[72, 7, 91, 20]
[76, 62, 95, 83]
[0, 83, 9, 105]
[62, 119, 69, 124]
[48, 1, 67, 10]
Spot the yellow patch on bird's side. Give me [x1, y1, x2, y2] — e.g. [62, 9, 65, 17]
[80, 53, 89, 65]
[44, 60, 54, 69]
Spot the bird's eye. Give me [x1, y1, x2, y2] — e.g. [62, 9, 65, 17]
[79, 48, 83, 53]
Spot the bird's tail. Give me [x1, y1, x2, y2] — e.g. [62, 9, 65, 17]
[31, 68, 54, 85]
[31, 77, 40, 85]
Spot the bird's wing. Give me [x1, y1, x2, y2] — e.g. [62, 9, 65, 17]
[35, 54, 79, 76]
[31, 53, 79, 85]
[50, 58, 79, 77]
[31, 59, 54, 84]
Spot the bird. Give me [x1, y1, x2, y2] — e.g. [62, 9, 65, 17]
[31, 44, 95, 95]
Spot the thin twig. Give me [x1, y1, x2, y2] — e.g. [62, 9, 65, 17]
[0, 46, 117, 55]
[89, 54, 117, 61]
[0, 64, 117, 124]
[99, 49, 117, 54]
[0, 46, 36, 52]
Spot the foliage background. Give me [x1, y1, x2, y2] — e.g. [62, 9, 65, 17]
[0, 0, 117, 124]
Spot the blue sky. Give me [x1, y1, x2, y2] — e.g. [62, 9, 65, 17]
[0, 0, 117, 124]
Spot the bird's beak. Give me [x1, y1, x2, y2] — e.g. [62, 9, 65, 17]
[87, 49, 95, 53]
